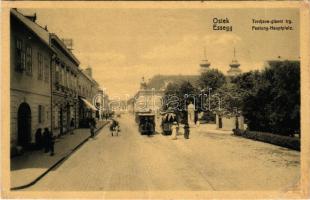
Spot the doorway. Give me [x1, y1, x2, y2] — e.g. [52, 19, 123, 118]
[17, 103, 32, 147]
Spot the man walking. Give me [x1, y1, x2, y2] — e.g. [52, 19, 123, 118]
[184, 123, 190, 139]
[43, 128, 50, 153]
[47, 128, 55, 156]
[89, 117, 96, 138]
[35, 128, 43, 149]
[70, 118, 75, 135]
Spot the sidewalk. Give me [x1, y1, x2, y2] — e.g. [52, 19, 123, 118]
[10, 121, 109, 189]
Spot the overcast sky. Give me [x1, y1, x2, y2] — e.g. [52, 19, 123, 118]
[20, 8, 300, 98]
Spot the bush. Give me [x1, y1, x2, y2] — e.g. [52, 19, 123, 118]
[233, 129, 300, 151]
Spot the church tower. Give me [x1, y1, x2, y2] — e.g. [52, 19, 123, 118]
[140, 77, 147, 90]
[227, 48, 242, 77]
[200, 47, 211, 73]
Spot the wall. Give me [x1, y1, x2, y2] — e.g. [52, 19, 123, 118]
[216, 115, 245, 131]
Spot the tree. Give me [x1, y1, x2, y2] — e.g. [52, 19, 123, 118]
[163, 81, 200, 122]
[198, 69, 226, 92]
[215, 83, 243, 117]
[242, 61, 300, 135]
[231, 70, 261, 96]
[163, 82, 180, 111]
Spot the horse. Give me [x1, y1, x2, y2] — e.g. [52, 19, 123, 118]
[110, 120, 120, 136]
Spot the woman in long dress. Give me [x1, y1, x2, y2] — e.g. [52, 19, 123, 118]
[171, 121, 178, 140]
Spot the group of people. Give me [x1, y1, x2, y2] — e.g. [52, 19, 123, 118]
[35, 127, 55, 156]
[171, 121, 190, 140]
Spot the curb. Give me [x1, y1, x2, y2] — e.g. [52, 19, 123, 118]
[10, 121, 110, 190]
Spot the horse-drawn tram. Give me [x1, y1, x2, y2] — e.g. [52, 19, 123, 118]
[135, 112, 156, 135]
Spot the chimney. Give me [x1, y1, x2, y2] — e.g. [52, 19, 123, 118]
[84, 67, 92, 78]
[25, 13, 37, 22]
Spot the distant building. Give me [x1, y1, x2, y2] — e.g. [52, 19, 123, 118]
[263, 57, 300, 68]
[77, 67, 99, 127]
[132, 77, 164, 115]
[10, 9, 54, 148]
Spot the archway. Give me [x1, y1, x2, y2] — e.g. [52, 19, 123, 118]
[17, 102, 31, 147]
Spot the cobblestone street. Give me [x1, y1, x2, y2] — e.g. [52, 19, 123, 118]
[24, 113, 300, 191]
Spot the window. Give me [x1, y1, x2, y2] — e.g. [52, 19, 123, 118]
[37, 53, 43, 80]
[25, 46, 32, 75]
[44, 57, 49, 82]
[38, 105, 45, 123]
[62, 67, 65, 85]
[16, 38, 25, 71]
[65, 69, 68, 87]
[55, 62, 60, 83]
[54, 106, 59, 128]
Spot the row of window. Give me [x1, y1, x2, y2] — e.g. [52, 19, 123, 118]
[16, 37, 95, 98]
[78, 82, 93, 98]
[55, 62, 78, 90]
[16, 38, 49, 83]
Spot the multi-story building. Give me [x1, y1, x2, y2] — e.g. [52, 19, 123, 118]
[50, 33, 80, 136]
[10, 9, 106, 152]
[10, 9, 54, 149]
[77, 67, 99, 127]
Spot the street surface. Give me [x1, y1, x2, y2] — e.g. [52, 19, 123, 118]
[27, 113, 300, 191]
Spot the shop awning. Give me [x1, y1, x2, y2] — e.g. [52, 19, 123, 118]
[80, 97, 98, 111]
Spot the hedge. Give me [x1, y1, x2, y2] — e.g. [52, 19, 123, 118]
[233, 129, 300, 151]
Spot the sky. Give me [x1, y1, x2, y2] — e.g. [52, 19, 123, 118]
[20, 8, 300, 98]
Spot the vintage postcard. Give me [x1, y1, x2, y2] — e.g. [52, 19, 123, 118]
[1, 1, 309, 199]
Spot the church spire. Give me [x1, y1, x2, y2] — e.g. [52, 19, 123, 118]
[227, 47, 241, 76]
[200, 46, 211, 73]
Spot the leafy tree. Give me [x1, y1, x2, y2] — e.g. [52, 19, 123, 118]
[199, 69, 226, 92]
[215, 83, 243, 117]
[231, 70, 261, 96]
[242, 61, 300, 135]
[163, 82, 180, 111]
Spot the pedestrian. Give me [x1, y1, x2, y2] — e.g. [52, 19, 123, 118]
[184, 123, 190, 139]
[171, 121, 178, 140]
[43, 128, 50, 153]
[194, 111, 198, 125]
[176, 122, 180, 135]
[89, 117, 96, 138]
[110, 119, 119, 136]
[70, 118, 75, 135]
[35, 128, 42, 149]
[47, 128, 55, 156]
[110, 119, 115, 136]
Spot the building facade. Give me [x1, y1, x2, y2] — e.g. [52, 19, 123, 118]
[133, 78, 164, 114]
[77, 67, 99, 127]
[50, 34, 80, 136]
[10, 9, 54, 149]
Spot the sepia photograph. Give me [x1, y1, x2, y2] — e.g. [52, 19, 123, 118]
[1, 1, 310, 199]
